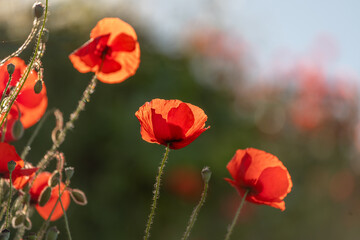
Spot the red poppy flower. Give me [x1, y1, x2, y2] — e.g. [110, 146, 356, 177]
[135, 99, 209, 149]
[69, 17, 140, 84]
[0, 142, 37, 189]
[0, 57, 48, 141]
[30, 172, 70, 221]
[225, 148, 292, 211]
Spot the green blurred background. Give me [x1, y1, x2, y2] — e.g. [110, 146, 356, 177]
[1, 0, 360, 239]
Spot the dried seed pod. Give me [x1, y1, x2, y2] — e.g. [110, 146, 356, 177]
[34, 80, 43, 94]
[7, 63, 15, 75]
[33, 2, 45, 18]
[65, 167, 74, 181]
[11, 212, 25, 229]
[201, 166, 212, 183]
[48, 170, 60, 188]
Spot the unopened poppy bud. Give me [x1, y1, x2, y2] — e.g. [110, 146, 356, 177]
[0, 229, 10, 240]
[70, 189, 88, 206]
[12, 119, 24, 140]
[65, 167, 74, 181]
[7, 63, 15, 75]
[24, 232, 36, 240]
[11, 213, 25, 228]
[46, 226, 59, 240]
[7, 160, 16, 173]
[48, 170, 60, 188]
[33, 2, 45, 18]
[34, 80, 43, 94]
[41, 28, 50, 43]
[39, 186, 52, 206]
[201, 166, 212, 183]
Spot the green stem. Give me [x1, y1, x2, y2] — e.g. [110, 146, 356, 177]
[59, 182, 72, 240]
[21, 108, 56, 160]
[181, 180, 209, 240]
[0, 0, 48, 129]
[224, 190, 249, 240]
[143, 145, 170, 240]
[5, 171, 13, 229]
[37, 183, 69, 240]
[0, 73, 12, 103]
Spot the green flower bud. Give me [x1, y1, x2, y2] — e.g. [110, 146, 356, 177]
[34, 80, 43, 94]
[201, 166, 212, 183]
[7, 63, 15, 75]
[39, 186, 52, 207]
[48, 171, 60, 188]
[12, 119, 24, 140]
[7, 160, 16, 173]
[70, 189, 88, 206]
[33, 2, 45, 18]
[46, 226, 59, 240]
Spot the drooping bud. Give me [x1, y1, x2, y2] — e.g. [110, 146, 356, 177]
[41, 28, 50, 43]
[0, 229, 10, 240]
[48, 170, 60, 188]
[7, 160, 16, 173]
[11, 119, 24, 140]
[11, 212, 25, 229]
[64, 167, 74, 182]
[70, 189, 88, 206]
[46, 226, 59, 240]
[6, 63, 15, 75]
[34, 80, 43, 94]
[39, 186, 52, 207]
[201, 166, 212, 183]
[33, 2, 45, 18]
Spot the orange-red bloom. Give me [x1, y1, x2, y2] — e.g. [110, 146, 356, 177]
[69, 18, 140, 84]
[30, 172, 70, 221]
[0, 142, 37, 189]
[0, 57, 48, 141]
[225, 148, 292, 211]
[135, 99, 209, 149]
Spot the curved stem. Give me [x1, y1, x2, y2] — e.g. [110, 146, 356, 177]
[143, 145, 170, 240]
[59, 182, 72, 240]
[224, 190, 249, 240]
[181, 180, 209, 240]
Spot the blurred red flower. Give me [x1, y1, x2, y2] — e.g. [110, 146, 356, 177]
[69, 17, 140, 84]
[225, 148, 292, 211]
[135, 99, 209, 149]
[0, 57, 48, 141]
[30, 172, 70, 221]
[0, 142, 37, 189]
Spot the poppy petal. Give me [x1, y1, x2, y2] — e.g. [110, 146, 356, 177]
[110, 33, 136, 52]
[167, 103, 195, 135]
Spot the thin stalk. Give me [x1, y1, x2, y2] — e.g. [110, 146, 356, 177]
[0, 73, 12, 103]
[0, 19, 40, 65]
[181, 180, 209, 240]
[59, 182, 72, 240]
[143, 145, 170, 240]
[5, 171, 13, 228]
[21, 108, 56, 160]
[37, 184, 69, 240]
[224, 190, 249, 240]
[0, 0, 49, 129]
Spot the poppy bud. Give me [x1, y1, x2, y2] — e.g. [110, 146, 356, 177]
[46, 226, 59, 240]
[34, 80, 43, 94]
[201, 166, 212, 183]
[0, 229, 10, 240]
[33, 2, 45, 18]
[7, 63, 15, 75]
[39, 186, 52, 207]
[64, 167, 74, 181]
[41, 29, 50, 43]
[7, 160, 16, 173]
[11, 212, 25, 229]
[11, 119, 24, 140]
[70, 189, 88, 206]
[48, 170, 60, 188]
